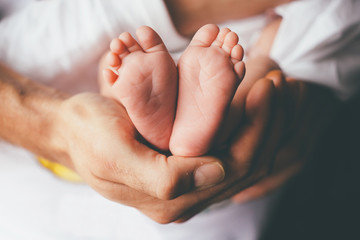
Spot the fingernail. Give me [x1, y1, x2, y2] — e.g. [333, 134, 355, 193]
[194, 162, 225, 188]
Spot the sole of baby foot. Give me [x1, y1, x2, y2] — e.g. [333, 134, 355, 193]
[102, 26, 178, 151]
[170, 24, 245, 156]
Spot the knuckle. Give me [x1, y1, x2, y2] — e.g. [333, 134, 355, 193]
[156, 174, 177, 200]
[229, 146, 252, 177]
[153, 155, 181, 200]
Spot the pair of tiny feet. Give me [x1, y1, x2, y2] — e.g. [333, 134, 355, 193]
[102, 24, 245, 157]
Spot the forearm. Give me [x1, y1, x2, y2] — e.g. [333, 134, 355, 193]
[0, 63, 70, 164]
[164, 0, 292, 36]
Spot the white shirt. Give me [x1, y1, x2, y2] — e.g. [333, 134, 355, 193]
[271, 0, 360, 99]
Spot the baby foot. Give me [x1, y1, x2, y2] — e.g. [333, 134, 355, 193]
[170, 24, 245, 156]
[102, 26, 177, 151]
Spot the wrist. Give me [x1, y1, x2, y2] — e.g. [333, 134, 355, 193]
[21, 84, 71, 166]
[0, 63, 71, 166]
[41, 90, 72, 167]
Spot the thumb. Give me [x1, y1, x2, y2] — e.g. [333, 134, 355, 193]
[110, 141, 225, 200]
[161, 155, 225, 199]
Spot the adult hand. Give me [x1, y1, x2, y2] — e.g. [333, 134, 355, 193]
[230, 70, 341, 203]
[82, 75, 278, 223]
[55, 93, 225, 200]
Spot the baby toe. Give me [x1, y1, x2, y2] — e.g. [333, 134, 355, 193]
[105, 51, 121, 67]
[189, 24, 220, 47]
[136, 26, 168, 53]
[110, 38, 128, 56]
[234, 61, 245, 80]
[103, 68, 118, 85]
[118, 32, 143, 53]
[230, 44, 244, 63]
[211, 27, 231, 48]
[222, 32, 239, 55]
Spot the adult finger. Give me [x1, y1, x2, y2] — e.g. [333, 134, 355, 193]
[249, 70, 286, 175]
[229, 77, 276, 176]
[231, 162, 302, 203]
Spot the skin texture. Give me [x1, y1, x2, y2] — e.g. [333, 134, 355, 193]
[101, 26, 178, 151]
[0, 63, 70, 165]
[101, 25, 245, 155]
[102, 24, 244, 156]
[170, 24, 245, 156]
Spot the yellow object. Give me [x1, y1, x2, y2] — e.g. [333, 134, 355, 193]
[37, 157, 83, 183]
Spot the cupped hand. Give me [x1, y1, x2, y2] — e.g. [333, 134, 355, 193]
[55, 93, 225, 201]
[88, 76, 278, 224]
[45, 76, 275, 224]
[53, 72, 279, 224]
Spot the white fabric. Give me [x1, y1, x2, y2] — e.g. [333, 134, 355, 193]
[0, 0, 189, 94]
[270, 0, 360, 99]
[0, 140, 276, 240]
[1, 0, 360, 239]
[1, 0, 358, 97]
